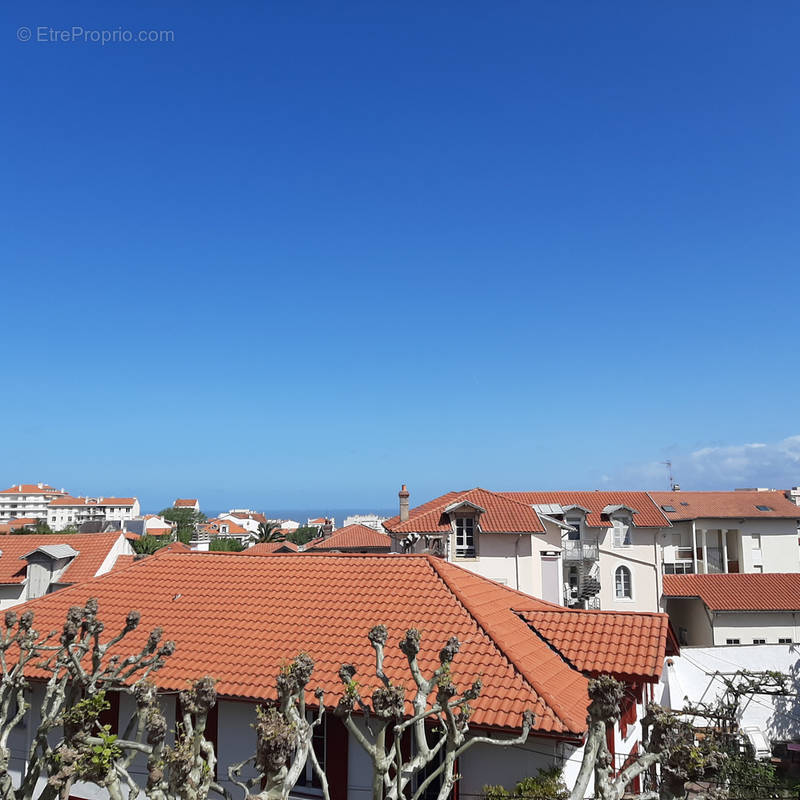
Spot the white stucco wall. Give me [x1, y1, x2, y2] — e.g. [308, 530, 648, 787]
[596, 524, 661, 612]
[658, 645, 800, 742]
[6, 689, 594, 800]
[448, 524, 562, 599]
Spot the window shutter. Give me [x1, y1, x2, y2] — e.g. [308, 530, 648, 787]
[326, 713, 349, 800]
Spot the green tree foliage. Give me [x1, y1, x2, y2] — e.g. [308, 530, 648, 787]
[158, 507, 207, 542]
[256, 521, 284, 543]
[484, 768, 569, 800]
[209, 537, 245, 552]
[132, 535, 173, 556]
[286, 526, 318, 546]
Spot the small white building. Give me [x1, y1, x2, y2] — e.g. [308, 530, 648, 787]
[46, 496, 140, 530]
[342, 513, 387, 531]
[383, 486, 565, 602]
[662, 572, 800, 646]
[173, 498, 200, 512]
[0, 483, 68, 521]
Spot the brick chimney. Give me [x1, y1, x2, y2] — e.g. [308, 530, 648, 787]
[321, 519, 334, 538]
[399, 484, 410, 522]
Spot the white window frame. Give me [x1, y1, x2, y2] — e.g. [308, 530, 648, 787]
[612, 519, 632, 548]
[454, 517, 476, 559]
[614, 565, 632, 599]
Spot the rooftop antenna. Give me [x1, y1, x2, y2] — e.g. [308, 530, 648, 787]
[662, 460, 676, 490]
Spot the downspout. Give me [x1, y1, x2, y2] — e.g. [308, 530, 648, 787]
[653, 531, 662, 610]
[514, 534, 522, 591]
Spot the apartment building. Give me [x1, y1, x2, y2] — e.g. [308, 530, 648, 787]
[0, 483, 68, 521]
[46, 496, 140, 530]
[385, 485, 800, 617]
[650, 489, 800, 575]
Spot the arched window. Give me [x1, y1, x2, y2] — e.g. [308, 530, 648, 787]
[615, 565, 632, 599]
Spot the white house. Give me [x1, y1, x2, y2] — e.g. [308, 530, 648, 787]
[383, 486, 566, 602]
[662, 572, 800, 646]
[342, 513, 387, 531]
[173, 498, 200, 512]
[0, 531, 133, 609]
[46, 496, 140, 530]
[0, 483, 68, 521]
[499, 491, 671, 612]
[650, 489, 800, 575]
[6, 551, 674, 800]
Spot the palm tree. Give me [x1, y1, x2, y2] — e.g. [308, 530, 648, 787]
[257, 520, 285, 543]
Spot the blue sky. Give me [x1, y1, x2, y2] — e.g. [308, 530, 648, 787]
[2, 1, 799, 512]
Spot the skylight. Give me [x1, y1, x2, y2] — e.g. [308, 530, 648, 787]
[680, 502, 689, 506]
[755, 505, 773, 512]
[661, 505, 676, 513]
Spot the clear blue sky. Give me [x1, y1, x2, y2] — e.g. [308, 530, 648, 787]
[2, 1, 799, 512]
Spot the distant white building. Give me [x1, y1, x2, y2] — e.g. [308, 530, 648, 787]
[0, 483, 68, 521]
[173, 498, 200, 512]
[342, 513, 387, 532]
[47, 496, 140, 531]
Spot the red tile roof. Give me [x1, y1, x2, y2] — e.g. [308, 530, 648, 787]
[500, 491, 670, 528]
[517, 609, 675, 681]
[49, 496, 136, 507]
[0, 518, 41, 533]
[306, 525, 391, 552]
[112, 555, 136, 570]
[14, 552, 602, 735]
[201, 518, 249, 536]
[663, 573, 800, 612]
[0, 484, 64, 495]
[242, 541, 299, 554]
[384, 488, 546, 534]
[174, 499, 198, 507]
[0, 532, 126, 585]
[226, 512, 268, 525]
[649, 491, 800, 520]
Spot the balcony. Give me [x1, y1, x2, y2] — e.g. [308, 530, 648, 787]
[562, 539, 599, 562]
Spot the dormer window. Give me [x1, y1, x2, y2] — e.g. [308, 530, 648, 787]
[612, 519, 631, 547]
[455, 517, 475, 558]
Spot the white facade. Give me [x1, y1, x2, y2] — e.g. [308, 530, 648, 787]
[5, 689, 600, 800]
[658, 518, 800, 576]
[659, 645, 800, 743]
[342, 514, 387, 532]
[0, 483, 67, 521]
[47, 498, 140, 530]
[665, 597, 800, 647]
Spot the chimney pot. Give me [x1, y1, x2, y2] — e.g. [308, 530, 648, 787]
[672, 483, 681, 492]
[399, 485, 410, 522]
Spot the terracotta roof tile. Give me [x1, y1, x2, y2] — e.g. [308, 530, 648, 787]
[384, 489, 546, 534]
[518, 609, 673, 680]
[174, 499, 198, 507]
[663, 573, 800, 611]
[49, 496, 136, 507]
[500, 491, 670, 528]
[0, 532, 125, 585]
[0, 484, 63, 495]
[14, 552, 594, 736]
[649, 491, 800, 520]
[241, 542, 299, 554]
[306, 525, 391, 551]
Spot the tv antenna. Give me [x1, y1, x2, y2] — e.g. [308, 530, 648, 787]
[662, 460, 676, 490]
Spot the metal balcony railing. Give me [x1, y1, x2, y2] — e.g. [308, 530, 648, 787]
[562, 539, 599, 561]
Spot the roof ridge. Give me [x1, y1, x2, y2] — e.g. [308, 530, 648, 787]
[427, 557, 587, 734]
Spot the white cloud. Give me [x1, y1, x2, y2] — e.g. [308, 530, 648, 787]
[609, 435, 800, 490]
